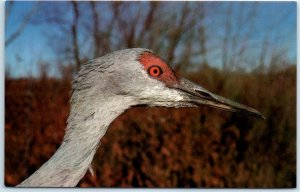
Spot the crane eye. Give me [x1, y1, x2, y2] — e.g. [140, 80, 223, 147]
[148, 66, 162, 77]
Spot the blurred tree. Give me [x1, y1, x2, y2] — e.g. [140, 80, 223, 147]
[27, 2, 209, 73]
[70, 1, 81, 71]
[5, 1, 40, 47]
[220, 3, 258, 70]
[209, 2, 294, 71]
[89, 1, 101, 58]
[14, 1, 294, 74]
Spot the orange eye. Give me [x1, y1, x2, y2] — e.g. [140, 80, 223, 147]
[148, 66, 162, 77]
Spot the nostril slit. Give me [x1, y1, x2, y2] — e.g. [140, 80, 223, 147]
[195, 90, 213, 99]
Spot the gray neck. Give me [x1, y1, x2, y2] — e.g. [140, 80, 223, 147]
[18, 92, 136, 187]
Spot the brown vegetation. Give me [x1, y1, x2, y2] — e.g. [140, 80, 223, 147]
[5, 65, 296, 187]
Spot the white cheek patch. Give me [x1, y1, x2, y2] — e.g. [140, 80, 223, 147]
[142, 84, 185, 103]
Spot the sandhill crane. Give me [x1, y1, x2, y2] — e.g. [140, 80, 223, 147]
[18, 48, 263, 187]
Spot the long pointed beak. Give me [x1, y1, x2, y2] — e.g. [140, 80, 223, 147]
[173, 78, 265, 119]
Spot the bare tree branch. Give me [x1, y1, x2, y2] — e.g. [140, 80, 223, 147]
[166, 2, 190, 63]
[221, 4, 232, 70]
[137, 1, 159, 46]
[5, 1, 14, 24]
[5, 2, 39, 47]
[90, 1, 101, 57]
[70, 1, 81, 71]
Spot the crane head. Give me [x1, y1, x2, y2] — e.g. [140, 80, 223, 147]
[79, 48, 264, 119]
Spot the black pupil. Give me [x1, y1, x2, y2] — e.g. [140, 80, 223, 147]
[153, 69, 158, 74]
